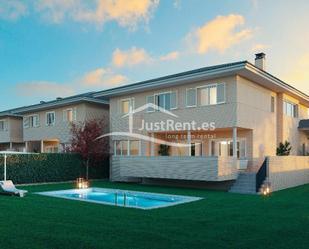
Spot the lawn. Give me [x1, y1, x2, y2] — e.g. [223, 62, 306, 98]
[0, 181, 308, 249]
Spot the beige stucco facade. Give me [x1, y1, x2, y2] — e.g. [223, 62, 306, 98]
[0, 116, 24, 151]
[22, 102, 109, 152]
[109, 75, 309, 158]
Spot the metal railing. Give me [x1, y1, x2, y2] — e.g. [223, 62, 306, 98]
[256, 157, 268, 192]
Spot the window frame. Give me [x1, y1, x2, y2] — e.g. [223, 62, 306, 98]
[0, 120, 6, 131]
[120, 98, 134, 115]
[63, 108, 74, 122]
[46, 111, 56, 126]
[114, 140, 141, 156]
[209, 138, 247, 159]
[196, 83, 226, 106]
[185, 88, 197, 108]
[283, 100, 298, 118]
[271, 96, 275, 113]
[146, 90, 177, 112]
[24, 114, 40, 128]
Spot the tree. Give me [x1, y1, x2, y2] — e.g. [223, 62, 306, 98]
[67, 119, 109, 179]
[276, 141, 292, 156]
[158, 144, 170, 156]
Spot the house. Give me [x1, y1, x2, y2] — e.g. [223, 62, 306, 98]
[94, 53, 309, 192]
[0, 112, 24, 151]
[0, 92, 109, 153]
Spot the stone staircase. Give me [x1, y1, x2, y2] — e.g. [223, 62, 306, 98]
[229, 172, 257, 194]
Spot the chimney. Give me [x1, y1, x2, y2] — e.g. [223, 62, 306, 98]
[255, 53, 266, 70]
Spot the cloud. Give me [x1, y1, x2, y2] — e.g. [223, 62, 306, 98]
[34, 0, 159, 29]
[0, 0, 27, 20]
[112, 47, 152, 67]
[186, 14, 253, 54]
[159, 51, 179, 61]
[15, 81, 75, 98]
[283, 53, 309, 92]
[251, 43, 269, 52]
[82, 67, 128, 87]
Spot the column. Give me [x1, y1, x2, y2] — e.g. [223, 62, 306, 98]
[233, 127, 237, 158]
[25, 141, 28, 152]
[41, 140, 44, 153]
[9, 142, 13, 150]
[187, 130, 191, 156]
[150, 133, 154, 156]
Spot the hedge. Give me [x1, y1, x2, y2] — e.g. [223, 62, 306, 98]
[0, 153, 109, 184]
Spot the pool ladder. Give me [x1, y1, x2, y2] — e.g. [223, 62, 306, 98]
[114, 192, 127, 207]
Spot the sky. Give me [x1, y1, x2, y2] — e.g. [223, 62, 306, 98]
[1, 0, 309, 111]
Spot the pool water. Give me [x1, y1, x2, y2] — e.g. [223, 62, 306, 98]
[37, 188, 202, 209]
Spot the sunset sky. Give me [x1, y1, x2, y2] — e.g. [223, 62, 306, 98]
[1, 0, 309, 110]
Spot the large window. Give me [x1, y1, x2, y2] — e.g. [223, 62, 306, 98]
[24, 114, 40, 128]
[114, 140, 140, 156]
[187, 83, 225, 108]
[283, 100, 298, 117]
[121, 98, 134, 114]
[147, 91, 177, 111]
[46, 112, 55, 126]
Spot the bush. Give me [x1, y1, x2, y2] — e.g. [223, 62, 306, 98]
[276, 141, 292, 156]
[0, 153, 109, 184]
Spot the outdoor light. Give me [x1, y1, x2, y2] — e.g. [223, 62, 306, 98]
[76, 178, 89, 189]
[262, 183, 271, 196]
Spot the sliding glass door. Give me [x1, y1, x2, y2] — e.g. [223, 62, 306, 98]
[210, 139, 246, 158]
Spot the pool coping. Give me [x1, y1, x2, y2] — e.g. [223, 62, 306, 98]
[36, 187, 203, 210]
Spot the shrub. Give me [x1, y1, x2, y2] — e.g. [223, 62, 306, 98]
[158, 144, 170, 156]
[0, 153, 109, 184]
[276, 141, 292, 156]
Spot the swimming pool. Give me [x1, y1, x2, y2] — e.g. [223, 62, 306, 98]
[37, 188, 202, 210]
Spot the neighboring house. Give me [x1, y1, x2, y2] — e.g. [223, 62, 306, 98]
[94, 53, 309, 192]
[0, 112, 24, 151]
[1, 93, 109, 153]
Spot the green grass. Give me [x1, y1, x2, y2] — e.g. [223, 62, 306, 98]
[0, 181, 308, 249]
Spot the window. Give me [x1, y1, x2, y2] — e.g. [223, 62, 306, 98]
[283, 100, 298, 117]
[46, 112, 55, 126]
[114, 140, 140, 156]
[186, 88, 197, 107]
[0, 120, 7, 131]
[191, 142, 202, 156]
[121, 98, 134, 114]
[146, 95, 155, 112]
[63, 108, 75, 122]
[147, 92, 177, 112]
[24, 115, 40, 128]
[197, 83, 225, 106]
[271, 96, 275, 112]
[130, 140, 140, 155]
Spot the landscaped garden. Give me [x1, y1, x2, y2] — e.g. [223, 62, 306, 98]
[0, 181, 308, 249]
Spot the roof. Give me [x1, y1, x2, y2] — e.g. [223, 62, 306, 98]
[0, 112, 23, 119]
[0, 92, 109, 115]
[94, 61, 247, 97]
[93, 60, 309, 105]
